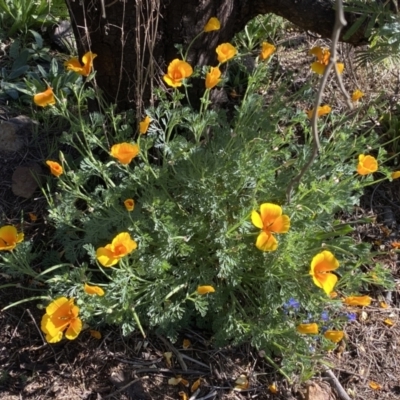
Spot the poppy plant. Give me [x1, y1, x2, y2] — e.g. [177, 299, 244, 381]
[306, 105, 331, 119]
[124, 199, 135, 211]
[216, 43, 237, 64]
[197, 285, 215, 295]
[309, 250, 339, 295]
[41, 297, 82, 343]
[139, 116, 151, 134]
[204, 17, 220, 32]
[110, 143, 140, 165]
[309, 47, 344, 75]
[260, 42, 276, 60]
[163, 59, 193, 88]
[251, 203, 290, 251]
[357, 154, 378, 175]
[33, 87, 56, 107]
[46, 160, 63, 177]
[205, 67, 221, 89]
[0, 225, 24, 251]
[64, 51, 97, 76]
[323, 330, 344, 343]
[296, 323, 319, 334]
[96, 232, 138, 267]
[344, 295, 372, 306]
[84, 283, 105, 296]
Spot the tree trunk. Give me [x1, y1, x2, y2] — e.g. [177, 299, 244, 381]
[65, 0, 369, 111]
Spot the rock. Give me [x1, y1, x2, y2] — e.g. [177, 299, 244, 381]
[11, 164, 42, 198]
[0, 122, 23, 153]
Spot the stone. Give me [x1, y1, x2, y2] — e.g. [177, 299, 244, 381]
[0, 122, 23, 152]
[11, 164, 42, 198]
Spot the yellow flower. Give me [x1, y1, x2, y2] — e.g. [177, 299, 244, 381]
[306, 105, 331, 119]
[84, 283, 105, 296]
[204, 17, 220, 32]
[110, 143, 140, 165]
[343, 295, 372, 306]
[205, 67, 221, 89]
[351, 89, 364, 102]
[357, 154, 378, 175]
[124, 199, 135, 211]
[260, 42, 276, 60]
[96, 232, 138, 267]
[309, 251, 339, 295]
[41, 297, 82, 343]
[64, 51, 97, 76]
[46, 160, 63, 177]
[309, 47, 344, 75]
[323, 330, 344, 343]
[391, 171, 400, 179]
[139, 116, 151, 134]
[33, 87, 56, 107]
[0, 225, 24, 251]
[296, 323, 318, 334]
[197, 285, 215, 295]
[163, 59, 193, 88]
[251, 203, 290, 251]
[216, 43, 237, 64]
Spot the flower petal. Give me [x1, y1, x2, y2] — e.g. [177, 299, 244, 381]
[96, 246, 119, 267]
[65, 317, 82, 340]
[84, 283, 105, 296]
[204, 17, 220, 32]
[296, 323, 318, 334]
[255, 231, 278, 252]
[197, 285, 215, 295]
[324, 330, 344, 343]
[311, 62, 326, 75]
[251, 211, 263, 229]
[344, 295, 372, 306]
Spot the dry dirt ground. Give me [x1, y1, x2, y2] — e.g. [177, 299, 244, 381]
[1, 31, 400, 400]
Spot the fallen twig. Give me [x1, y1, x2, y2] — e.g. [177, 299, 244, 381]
[157, 333, 188, 371]
[323, 367, 352, 400]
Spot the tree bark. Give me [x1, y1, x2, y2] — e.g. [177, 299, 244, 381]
[65, 0, 369, 111]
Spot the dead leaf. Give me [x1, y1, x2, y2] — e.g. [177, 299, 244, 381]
[306, 382, 334, 400]
[234, 374, 249, 391]
[380, 301, 389, 309]
[191, 378, 201, 392]
[178, 391, 188, 400]
[269, 383, 278, 394]
[384, 318, 394, 326]
[360, 311, 368, 321]
[89, 330, 101, 339]
[369, 381, 382, 390]
[182, 338, 191, 349]
[164, 351, 173, 368]
[168, 377, 181, 386]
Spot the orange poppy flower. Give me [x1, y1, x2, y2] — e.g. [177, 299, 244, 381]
[357, 154, 378, 175]
[163, 59, 193, 88]
[64, 51, 97, 76]
[216, 43, 237, 63]
[41, 297, 82, 343]
[197, 285, 215, 295]
[306, 105, 331, 119]
[96, 232, 138, 267]
[139, 116, 151, 134]
[260, 42, 276, 60]
[124, 199, 135, 211]
[84, 283, 105, 296]
[0, 225, 24, 251]
[46, 160, 63, 177]
[205, 67, 221, 89]
[309, 47, 344, 75]
[343, 295, 372, 306]
[296, 323, 319, 334]
[33, 87, 56, 107]
[204, 17, 220, 32]
[310, 250, 339, 295]
[110, 143, 140, 165]
[251, 203, 290, 251]
[351, 89, 364, 102]
[323, 330, 344, 343]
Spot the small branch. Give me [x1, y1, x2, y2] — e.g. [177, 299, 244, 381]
[286, 0, 347, 203]
[323, 367, 352, 400]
